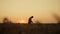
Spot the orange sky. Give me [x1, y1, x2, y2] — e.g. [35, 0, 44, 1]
[0, 0, 60, 23]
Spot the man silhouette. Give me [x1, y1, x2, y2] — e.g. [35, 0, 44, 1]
[28, 16, 34, 24]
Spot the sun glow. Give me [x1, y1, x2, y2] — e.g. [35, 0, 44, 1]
[18, 20, 27, 23]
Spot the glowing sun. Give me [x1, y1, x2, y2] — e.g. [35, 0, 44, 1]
[18, 20, 27, 23]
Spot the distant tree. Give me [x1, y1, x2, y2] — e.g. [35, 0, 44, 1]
[3, 17, 10, 23]
[28, 16, 34, 24]
[35, 20, 40, 23]
[52, 13, 60, 23]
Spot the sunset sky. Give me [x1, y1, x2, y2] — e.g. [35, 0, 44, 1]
[0, 0, 60, 23]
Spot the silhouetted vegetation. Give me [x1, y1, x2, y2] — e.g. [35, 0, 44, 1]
[0, 15, 60, 34]
[0, 21, 60, 34]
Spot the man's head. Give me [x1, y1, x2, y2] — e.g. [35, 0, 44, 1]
[31, 16, 34, 18]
